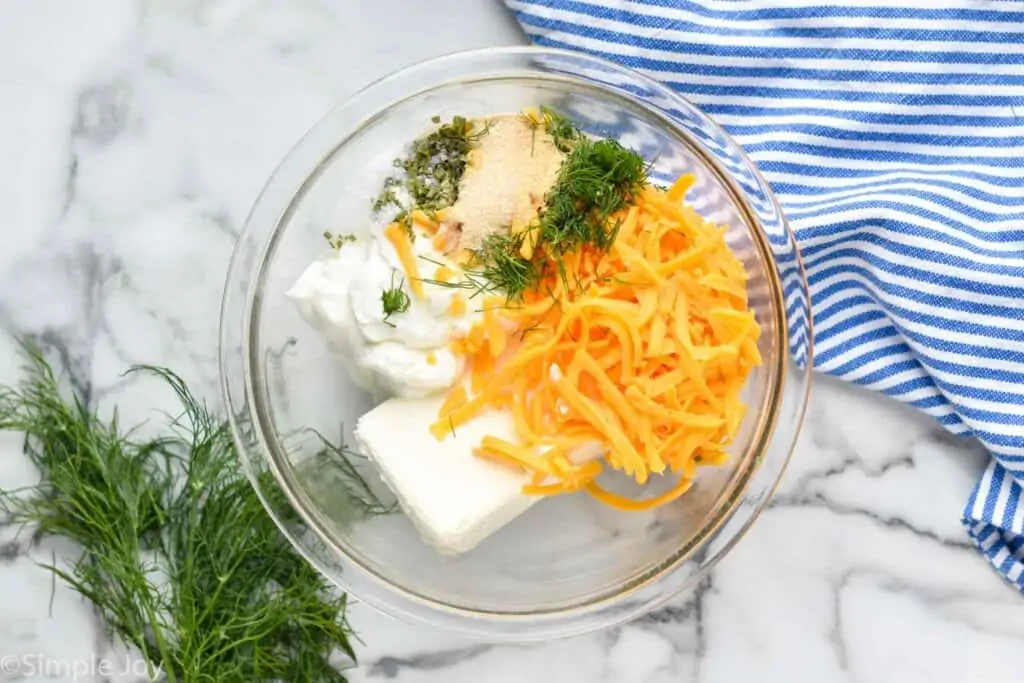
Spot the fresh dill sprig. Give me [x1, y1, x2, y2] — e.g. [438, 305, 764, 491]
[474, 232, 543, 300]
[539, 105, 582, 153]
[303, 431, 398, 519]
[381, 272, 411, 325]
[0, 345, 386, 682]
[464, 113, 647, 300]
[414, 254, 500, 300]
[542, 137, 646, 252]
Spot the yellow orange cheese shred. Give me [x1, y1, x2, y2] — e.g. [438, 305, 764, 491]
[666, 172, 696, 202]
[429, 172, 761, 511]
[584, 474, 692, 511]
[411, 209, 440, 234]
[448, 294, 467, 317]
[384, 223, 424, 299]
[433, 265, 457, 282]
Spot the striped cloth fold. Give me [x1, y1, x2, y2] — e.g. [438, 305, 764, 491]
[505, 0, 1024, 589]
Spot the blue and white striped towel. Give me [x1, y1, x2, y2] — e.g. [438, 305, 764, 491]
[505, 0, 1024, 590]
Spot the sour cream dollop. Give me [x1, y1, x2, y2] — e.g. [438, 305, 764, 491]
[288, 229, 479, 398]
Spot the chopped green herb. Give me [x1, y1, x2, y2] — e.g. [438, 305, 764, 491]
[372, 115, 491, 227]
[398, 214, 416, 242]
[323, 231, 357, 250]
[371, 177, 402, 214]
[381, 273, 411, 325]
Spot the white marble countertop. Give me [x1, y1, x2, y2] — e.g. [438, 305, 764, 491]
[1, 1, 1020, 682]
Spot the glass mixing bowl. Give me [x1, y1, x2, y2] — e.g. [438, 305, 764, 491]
[220, 47, 812, 641]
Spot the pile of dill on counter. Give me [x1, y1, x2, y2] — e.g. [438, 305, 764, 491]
[0, 345, 390, 682]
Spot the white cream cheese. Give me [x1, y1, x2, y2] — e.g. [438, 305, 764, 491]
[354, 394, 535, 554]
[355, 393, 603, 554]
[288, 229, 479, 398]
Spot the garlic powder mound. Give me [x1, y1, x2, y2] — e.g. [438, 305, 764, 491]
[442, 115, 564, 252]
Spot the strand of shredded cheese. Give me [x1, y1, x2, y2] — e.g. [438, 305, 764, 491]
[384, 223, 425, 299]
[430, 173, 762, 510]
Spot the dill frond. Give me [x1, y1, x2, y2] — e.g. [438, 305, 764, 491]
[465, 112, 648, 301]
[381, 272, 412, 324]
[0, 344, 387, 682]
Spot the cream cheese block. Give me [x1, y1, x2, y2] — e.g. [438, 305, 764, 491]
[355, 393, 606, 554]
[354, 394, 538, 554]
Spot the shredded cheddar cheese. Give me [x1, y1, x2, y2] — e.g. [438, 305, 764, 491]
[434, 265, 457, 282]
[448, 294, 467, 317]
[431, 173, 762, 510]
[384, 223, 424, 299]
[411, 209, 440, 234]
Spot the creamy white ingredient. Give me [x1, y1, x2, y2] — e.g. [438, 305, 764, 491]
[355, 393, 604, 554]
[355, 394, 535, 554]
[288, 230, 478, 398]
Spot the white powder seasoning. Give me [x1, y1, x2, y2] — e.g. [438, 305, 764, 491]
[442, 115, 564, 252]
